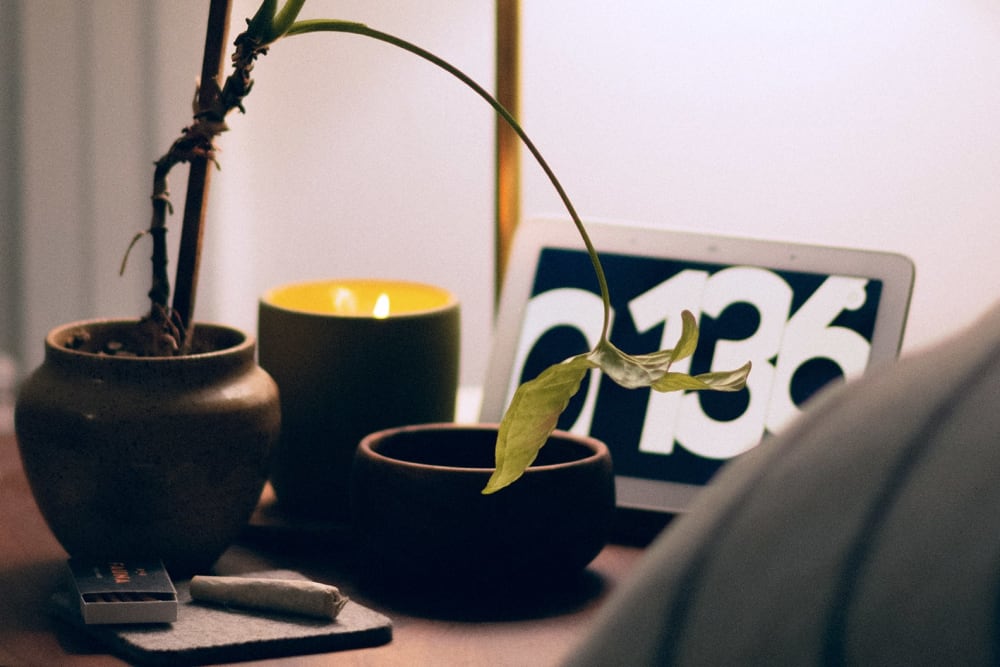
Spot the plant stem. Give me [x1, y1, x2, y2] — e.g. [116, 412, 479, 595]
[148, 162, 173, 311]
[285, 20, 614, 340]
[171, 0, 233, 342]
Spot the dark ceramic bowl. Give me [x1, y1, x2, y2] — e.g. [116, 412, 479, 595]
[350, 423, 615, 588]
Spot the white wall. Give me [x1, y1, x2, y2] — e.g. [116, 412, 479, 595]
[519, 1, 1000, 357]
[15, 1, 496, 388]
[16, 1, 199, 371]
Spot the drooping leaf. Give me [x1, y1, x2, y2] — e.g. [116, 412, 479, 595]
[652, 362, 752, 392]
[482, 309, 752, 494]
[671, 309, 700, 362]
[588, 310, 700, 389]
[589, 343, 674, 389]
[482, 354, 595, 494]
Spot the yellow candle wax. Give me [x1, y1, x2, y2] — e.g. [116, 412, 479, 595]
[263, 279, 456, 318]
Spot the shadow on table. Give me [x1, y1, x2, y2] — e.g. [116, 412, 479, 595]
[234, 525, 610, 623]
[355, 567, 609, 622]
[0, 558, 113, 660]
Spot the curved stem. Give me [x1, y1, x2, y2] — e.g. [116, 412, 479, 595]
[286, 20, 613, 340]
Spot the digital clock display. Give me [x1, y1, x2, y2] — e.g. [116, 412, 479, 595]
[506, 248, 883, 486]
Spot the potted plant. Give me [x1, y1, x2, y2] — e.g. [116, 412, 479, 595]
[15, 0, 749, 575]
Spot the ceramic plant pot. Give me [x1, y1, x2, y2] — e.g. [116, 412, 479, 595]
[15, 319, 280, 575]
[350, 423, 615, 588]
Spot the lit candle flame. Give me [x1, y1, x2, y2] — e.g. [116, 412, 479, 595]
[331, 287, 358, 314]
[373, 293, 391, 319]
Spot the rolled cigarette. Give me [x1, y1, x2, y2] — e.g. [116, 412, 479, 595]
[189, 576, 349, 620]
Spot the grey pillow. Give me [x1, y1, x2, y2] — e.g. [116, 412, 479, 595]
[566, 301, 1000, 666]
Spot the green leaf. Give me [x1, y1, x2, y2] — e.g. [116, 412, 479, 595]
[671, 309, 700, 362]
[482, 309, 751, 494]
[651, 362, 752, 392]
[588, 310, 700, 389]
[482, 354, 595, 494]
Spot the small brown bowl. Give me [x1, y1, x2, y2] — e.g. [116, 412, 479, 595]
[350, 423, 615, 588]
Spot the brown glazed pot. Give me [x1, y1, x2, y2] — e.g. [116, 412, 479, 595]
[14, 319, 280, 575]
[350, 423, 615, 588]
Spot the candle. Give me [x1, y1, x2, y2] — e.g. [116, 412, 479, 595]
[258, 279, 460, 519]
[264, 279, 454, 318]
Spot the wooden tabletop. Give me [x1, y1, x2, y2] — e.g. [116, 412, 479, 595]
[0, 432, 654, 666]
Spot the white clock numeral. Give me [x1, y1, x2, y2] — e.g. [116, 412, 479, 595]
[511, 268, 873, 462]
[507, 287, 605, 435]
[767, 276, 871, 432]
[628, 269, 708, 455]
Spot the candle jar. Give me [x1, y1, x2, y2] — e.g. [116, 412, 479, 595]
[258, 279, 460, 520]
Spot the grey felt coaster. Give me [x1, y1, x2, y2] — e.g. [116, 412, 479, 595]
[51, 570, 392, 665]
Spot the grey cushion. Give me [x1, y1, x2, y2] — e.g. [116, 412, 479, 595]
[567, 301, 1000, 666]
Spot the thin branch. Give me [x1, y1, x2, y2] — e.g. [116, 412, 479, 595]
[141, 2, 274, 353]
[171, 0, 234, 344]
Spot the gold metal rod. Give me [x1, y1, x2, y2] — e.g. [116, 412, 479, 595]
[495, 0, 520, 305]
